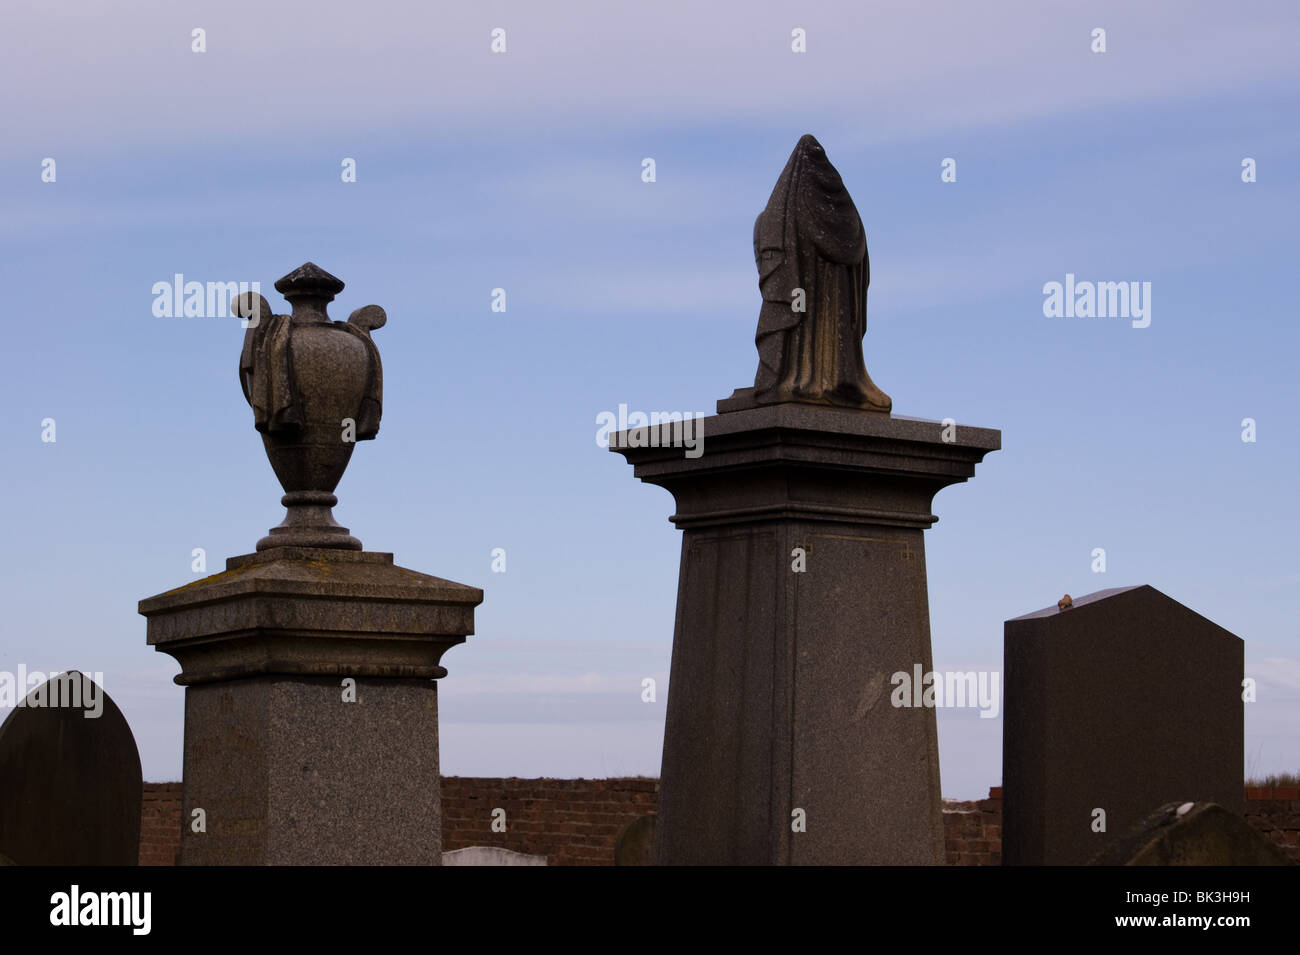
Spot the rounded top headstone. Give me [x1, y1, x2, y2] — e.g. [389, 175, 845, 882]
[0, 671, 142, 865]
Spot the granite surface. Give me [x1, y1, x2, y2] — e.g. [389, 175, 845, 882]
[181, 675, 442, 865]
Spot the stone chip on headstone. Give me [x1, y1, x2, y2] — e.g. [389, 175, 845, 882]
[441, 846, 547, 866]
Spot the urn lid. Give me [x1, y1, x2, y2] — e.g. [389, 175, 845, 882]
[274, 261, 346, 301]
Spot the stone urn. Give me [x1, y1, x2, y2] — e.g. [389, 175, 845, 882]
[235, 262, 386, 550]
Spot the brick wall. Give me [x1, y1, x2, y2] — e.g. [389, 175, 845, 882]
[1244, 786, 1300, 862]
[138, 780, 1299, 865]
[943, 787, 1003, 865]
[138, 782, 182, 866]
[441, 776, 659, 866]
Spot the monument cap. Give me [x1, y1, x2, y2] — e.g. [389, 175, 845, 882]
[274, 261, 346, 301]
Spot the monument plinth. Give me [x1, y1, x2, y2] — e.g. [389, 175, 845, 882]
[612, 136, 999, 864]
[141, 264, 481, 865]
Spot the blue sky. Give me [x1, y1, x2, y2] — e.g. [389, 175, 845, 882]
[2, 0, 1298, 797]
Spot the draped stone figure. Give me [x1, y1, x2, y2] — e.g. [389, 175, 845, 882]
[745, 134, 891, 413]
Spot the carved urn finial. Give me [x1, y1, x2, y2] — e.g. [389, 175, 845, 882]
[234, 263, 386, 551]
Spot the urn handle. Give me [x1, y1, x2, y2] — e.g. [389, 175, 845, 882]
[347, 304, 387, 333]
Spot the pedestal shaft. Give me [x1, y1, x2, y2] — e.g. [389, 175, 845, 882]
[661, 520, 942, 864]
[180, 676, 440, 865]
[612, 404, 999, 865]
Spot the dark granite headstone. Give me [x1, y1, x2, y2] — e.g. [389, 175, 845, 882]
[1088, 801, 1294, 866]
[1003, 586, 1244, 866]
[0, 671, 143, 865]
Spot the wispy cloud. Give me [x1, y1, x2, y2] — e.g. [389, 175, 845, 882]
[1251, 657, 1300, 694]
[4, 1, 1295, 156]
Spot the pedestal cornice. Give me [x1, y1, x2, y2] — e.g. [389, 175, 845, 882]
[610, 404, 1001, 530]
[139, 547, 483, 686]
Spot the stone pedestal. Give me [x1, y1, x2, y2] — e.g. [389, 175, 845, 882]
[139, 546, 481, 865]
[612, 403, 999, 864]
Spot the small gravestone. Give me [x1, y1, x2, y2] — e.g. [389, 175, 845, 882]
[614, 814, 656, 866]
[1089, 801, 1294, 866]
[441, 847, 547, 866]
[1003, 586, 1243, 866]
[0, 671, 142, 865]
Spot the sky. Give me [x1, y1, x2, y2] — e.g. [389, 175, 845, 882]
[2, 0, 1298, 798]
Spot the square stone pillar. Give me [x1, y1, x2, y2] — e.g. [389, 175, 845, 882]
[613, 405, 999, 864]
[139, 546, 481, 865]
